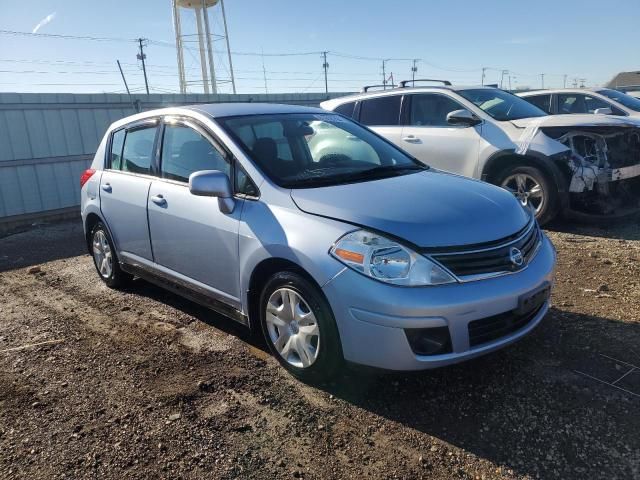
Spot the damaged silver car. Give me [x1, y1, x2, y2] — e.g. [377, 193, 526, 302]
[322, 84, 640, 224]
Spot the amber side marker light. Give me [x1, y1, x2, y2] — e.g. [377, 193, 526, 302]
[334, 248, 364, 264]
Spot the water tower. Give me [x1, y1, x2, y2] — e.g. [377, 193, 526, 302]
[171, 0, 236, 94]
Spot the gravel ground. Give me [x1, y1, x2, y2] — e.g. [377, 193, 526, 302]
[0, 219, 639, 479]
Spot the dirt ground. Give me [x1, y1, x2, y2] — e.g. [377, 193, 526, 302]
[0, 218, 639, 480]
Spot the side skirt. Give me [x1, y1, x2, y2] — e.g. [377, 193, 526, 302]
[121, 262, 250, 328]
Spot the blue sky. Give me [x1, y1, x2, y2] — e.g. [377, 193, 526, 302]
[1, 0, 639, 94]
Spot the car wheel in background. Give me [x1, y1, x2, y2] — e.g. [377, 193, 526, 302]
[497, 165, 559, 225]
[90, 222, 132, 288]
[259, 271, 343, 383]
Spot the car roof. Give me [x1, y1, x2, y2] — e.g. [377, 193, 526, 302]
[184, 102, 326, 118]
[320, 85, 495, 107]
[518, 88, 607, 96]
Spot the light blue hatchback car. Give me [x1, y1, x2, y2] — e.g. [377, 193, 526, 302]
[80, 103, 556, 381]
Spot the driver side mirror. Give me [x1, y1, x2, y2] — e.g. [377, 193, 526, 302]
[446, 109, 481, 127]
[189, 170, 235, 214]
[594, 107, 613, 115]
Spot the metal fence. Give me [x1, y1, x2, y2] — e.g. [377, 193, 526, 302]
[0, 91, 349, 227]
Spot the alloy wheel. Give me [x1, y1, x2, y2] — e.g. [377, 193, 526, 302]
[501, 173, 545, 214]
[92, 230, 113, 279]
[265, 288, 320, 368]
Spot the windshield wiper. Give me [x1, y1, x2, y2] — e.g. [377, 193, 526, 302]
[282, 164, 427, 188]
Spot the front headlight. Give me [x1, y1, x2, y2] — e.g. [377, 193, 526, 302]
[329, 230, 456, 286]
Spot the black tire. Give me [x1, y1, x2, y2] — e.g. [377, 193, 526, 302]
[259, 271, 343, 383]
[495, 164, 559, 225]
[90, 222, 132, 289]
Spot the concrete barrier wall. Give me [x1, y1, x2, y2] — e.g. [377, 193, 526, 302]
[0, 92, 350, 224]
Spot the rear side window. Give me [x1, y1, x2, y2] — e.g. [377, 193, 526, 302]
[524, 94, 552, 114]
[409, 94, 465, 126]
[359, 95, 401, 126]
[333, 101, 356, 118]
[110, 129, 126, 169]
[160, 124, 229, 183]
[120, 127, 157, 174]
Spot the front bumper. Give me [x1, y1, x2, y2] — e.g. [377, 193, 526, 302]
[322, 234, 556, 371]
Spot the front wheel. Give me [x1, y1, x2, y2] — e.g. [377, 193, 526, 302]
[259, 271, 343, 383]
[497, 165, 559, 225]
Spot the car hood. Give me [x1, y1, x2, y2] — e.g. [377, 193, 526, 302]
[290, 171, 530, 248]
[510, 114, 640, 129]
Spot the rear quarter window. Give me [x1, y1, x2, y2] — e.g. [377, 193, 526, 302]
[110, 129, 126, 169]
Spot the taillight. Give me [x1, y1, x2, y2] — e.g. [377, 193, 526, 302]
[80, 169, 96, 188]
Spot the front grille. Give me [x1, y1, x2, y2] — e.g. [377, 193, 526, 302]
[432, 222, 540, 278]
[468, 303, 544, 347]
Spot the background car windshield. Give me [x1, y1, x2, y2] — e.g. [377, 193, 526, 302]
[598, 89, 640, 112]
[458, 89, 547, 121]
[220, 113, 425, 188]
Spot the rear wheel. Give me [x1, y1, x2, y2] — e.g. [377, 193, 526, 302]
[259, 271, 342, 383]
[90, 222, 132, 288]
[497, 165, 559, 225]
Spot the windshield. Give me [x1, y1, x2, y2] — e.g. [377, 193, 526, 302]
[219, 113, 426, 188]
[598, 89, 640, 112]
[458, 88, 547, 121]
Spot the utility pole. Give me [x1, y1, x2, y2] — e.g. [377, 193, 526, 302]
[322, 51, 329, 95]
[117, 60, 138, 111]
[137, 38, 150, 95]
[500, 69, 508, 89]
[382, 59, 387, 89]
[563, 74, 567, 88]
[261, 48, 268, 94]
[540, 73, 545, 89]
[481, 67, 487, 86]
[411, 59, 418, 83]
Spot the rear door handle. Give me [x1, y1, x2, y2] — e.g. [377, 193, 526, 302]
[101, 183, 112, 193]
[402, 136, 421, 143]
[150, 194, 167, 206]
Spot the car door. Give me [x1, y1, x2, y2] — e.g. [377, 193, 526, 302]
[399, 93, 481, 177]
[357, 94, 404, 146]
[147, 117, 243, 307]
[99, 120, 158, 261]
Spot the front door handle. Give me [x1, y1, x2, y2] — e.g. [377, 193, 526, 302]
[402, 135, 421, 143]
[101, 183, 112, 193]
[150, 194, 167, 206]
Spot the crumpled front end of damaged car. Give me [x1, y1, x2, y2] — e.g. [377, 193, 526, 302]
[517, 120, 640, 217]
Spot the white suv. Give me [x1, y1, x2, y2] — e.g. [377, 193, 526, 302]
[321, 83, 640, 224]
[518, 88, 640, 118]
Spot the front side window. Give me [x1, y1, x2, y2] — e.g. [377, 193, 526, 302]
[120, 126, 157, 174]
[359, 95, 401, 126]
[220, 113, 426, 189]
[458, 88, 547, 121]
[558, 94, 611, 114]
[523, 94, 552, 114]
[409, 94, 466, 126]
[110, 129, 126, 169]
[160, 124, 229, 183]
[598, 89, 640, 112]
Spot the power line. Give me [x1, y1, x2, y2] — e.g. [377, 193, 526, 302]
[0, 29, 135, 43]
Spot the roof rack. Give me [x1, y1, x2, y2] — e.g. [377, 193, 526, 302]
[360, 84, 397, 93]
[399, 78, 451, 88]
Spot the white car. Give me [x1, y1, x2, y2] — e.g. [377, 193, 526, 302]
[518, 88, 640, 118]
[321, 82, 640, 223]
